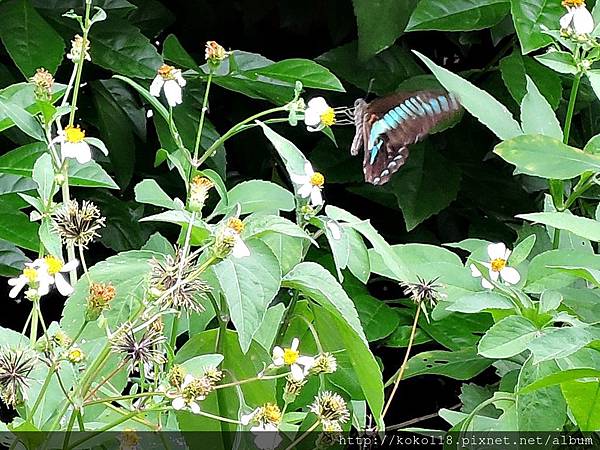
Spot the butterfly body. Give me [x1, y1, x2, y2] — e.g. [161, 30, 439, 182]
[351, 91, 460, 185]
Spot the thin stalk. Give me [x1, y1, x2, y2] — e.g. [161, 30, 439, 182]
[67, 3, 92, 127]
[196, 106, 286, 166]
[284, 421, 320, 450]
[84, 360, 127, 401]
[29, 302, 39, 348]
[197, 410, 241, 425]
[78, 245, 90, 282]
[192, 71, 213, 164]
[83, 391, 162, 407]
[67, 410, 140, 449]
[215, 372, 289, 390]
[274, 290, 298, 346]
[382, 305, 421, 418]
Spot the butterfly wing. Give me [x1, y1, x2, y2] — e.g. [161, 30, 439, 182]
[357, 91, 460, 185]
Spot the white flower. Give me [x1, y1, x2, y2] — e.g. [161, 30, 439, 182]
[326, 220, 342, 240]
[272, 337, 314, 381]
[304, 97, 335, 132]
[52, 125, 108, 164]
[33, 256, 79, 296]
[240, 404, 282, 450]
[8, 263, 52, 298]
[470, 243, 521, 289]
[290, 162, 325, 207]
[150, 64, 186, 107]
[560, 2, 594, 35]
[171, 374, 201, 414]
[224, 218, 250, 258]
[251, 423, 282, 450]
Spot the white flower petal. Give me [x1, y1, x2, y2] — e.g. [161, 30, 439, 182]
[500, 266, 521, 285]
[290, 173, 309, 184]
[303, 162, 315, 177]
[232, 236, 250, 258]
[290, 337, 299, 351]
[304, 109, 322, 127]
[9, 278, 27, 298]
[241, 409, 259, 426]
[172, 397, 185, 410]
[310, 188, 323, 206]
[290, 364, 305, 381]
[307, 97, 328, 112]
[164, 80, 183, 107]
[272, 357, 284, 366]
[190, 401, 201, 414]
[560, 9, 575, 28]
[182, 374, 195, 387]
[481, 278, 494, 290]
[297, 355, 314, 370]
[573, 6, 594, 34]
[174, 70, 187, 87]
[470, 264, 481, 277]
[487, 242, 507, 260]
[55, 273, 74, 296]
[297, 183, 313, 198]
[61, 260, 79, 272]
[488, 269, 500, 282]
[149, 76, 164, 97]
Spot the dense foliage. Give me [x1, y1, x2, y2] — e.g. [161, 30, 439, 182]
[0, 0, 599, 448]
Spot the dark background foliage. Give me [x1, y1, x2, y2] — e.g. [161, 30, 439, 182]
[2, 0, 586, 427]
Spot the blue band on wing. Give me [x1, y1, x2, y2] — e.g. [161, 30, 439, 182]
[429, 98, 441, 114]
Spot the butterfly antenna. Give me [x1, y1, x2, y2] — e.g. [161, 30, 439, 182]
[366, 78, 375, 97]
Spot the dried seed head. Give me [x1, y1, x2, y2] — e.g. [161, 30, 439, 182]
[400, 276, 444, 309]
[203, 366, 223, 384]
[283, 374, 307, 403]
[67, 34, 91, 63]
[52, 200, 106, 248]
[111, 323, 166, 370]
[30, 68, 54, 101]
[0, 348, 36, 408]
[205, 41, 229, 64]
[310, 391, 350, 424]
[86, 282, 115, 321]
[310, 353, 337, 375]
[168, 365, 186, 388]
[189, 176, 214, 212]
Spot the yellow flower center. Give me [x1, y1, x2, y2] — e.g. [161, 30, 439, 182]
[64, 125, 85, 143]
[263, 403, 282, 424]
[121, 430, 140, 447]
[158, 64, 175, 80]
[490, 258, 506, 272]
[227, 217, 244, 234]
[562, 0, 585, 7]
[283, 347, 299, 365]
[310, 172, 325, 187]
[68, 348, 84, 362]
[23, 267, 37, 283]
[320, 107, 336, 126]
[191, 176, 214, 190]
[44, 256, 64, 275]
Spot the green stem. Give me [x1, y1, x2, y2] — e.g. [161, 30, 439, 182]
[29, 363, 56, 419]
[67, 410, 140, 449]
[563, 72, 581, 145]
[192, 71, 213, 164]
[284, 420, 320, 450]
[382, 305, 421, 418]
[83, 391, 162, 407]
[215, 372, 289, 390]
[196, 106, 286, 167]
[67, 4, 92, 127]
[84, 360, 126, 402]
[274, 290, 298, 346]
[29, 301, 39, 348]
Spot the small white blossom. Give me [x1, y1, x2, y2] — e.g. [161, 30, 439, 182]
[304, 97, 335, 132]
[272, 337, 314, 381]
[52, 125, 108, 164]
[33, 256, 79, 296]
[470, 243, 521, 289]
[290, 162, 325, 207]
[560, 1, 594, 35]
[224, 218, 250, 258]
[150, 64, 186, 107]
[240, 404, 282, 450]
[8, 263, 52, 299]
[171, 374, 202, 414]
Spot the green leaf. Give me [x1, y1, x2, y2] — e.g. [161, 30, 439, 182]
[518, 212, 600, 242]
[213, 180, 295, 216]
[520, 76, 562, 140]
[351, 0, 416, 60]
[500, 50, 562, 109]
[317, 42, 423, 96]
[509, 234, 536, 266]
[324, 223, 370, 283]
[510, 0, 564, 53]
[162, 34, 198, 71]
[0, 239, 28, 277]
[414, 51, 522, 140]
[312, 304, 384, 430]
[68, 160, 119, 189]
[519, 368, 600, 394]
[586, 70, 600, 104]
[326, 205, 409, 282]
[259, 122, 308, 179]
[526, 250, 600, 293]
[407, 0, 509, 31]
[88, 17, 162, 79]
[134, 179, 177, 209]
[211, 240, 281, 353]
[242, 215, 312, 242]
[61, 250, 159, 338]
[32, 153, 55, 204]
[0, 0, 65, 76]
[0, 95, 44, 141]
[447, 291, 515, 313]
[527, 326, 599, 364]
[495, 134, 600, 180]
[388, 143, 461, 231]
[282, 261, 367, 344]
[353, 293, 399, 342]
[478, 315, 539, 358]
[0, 195, 39, 251]
[403, 347, 493, 380]
[561, 380, 600, 431]
[516, 357, 567, 431]
[535, 51, 579, 74]
[251, 59, 344, 92]
[91, 80, 138, 187]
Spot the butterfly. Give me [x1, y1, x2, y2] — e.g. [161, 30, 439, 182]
[344, 91, 461, 185]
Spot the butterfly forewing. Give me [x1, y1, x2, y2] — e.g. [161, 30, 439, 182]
[351, 91, 461, 185]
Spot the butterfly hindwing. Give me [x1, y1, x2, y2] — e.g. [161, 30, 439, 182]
[352, 91, 460, 185]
